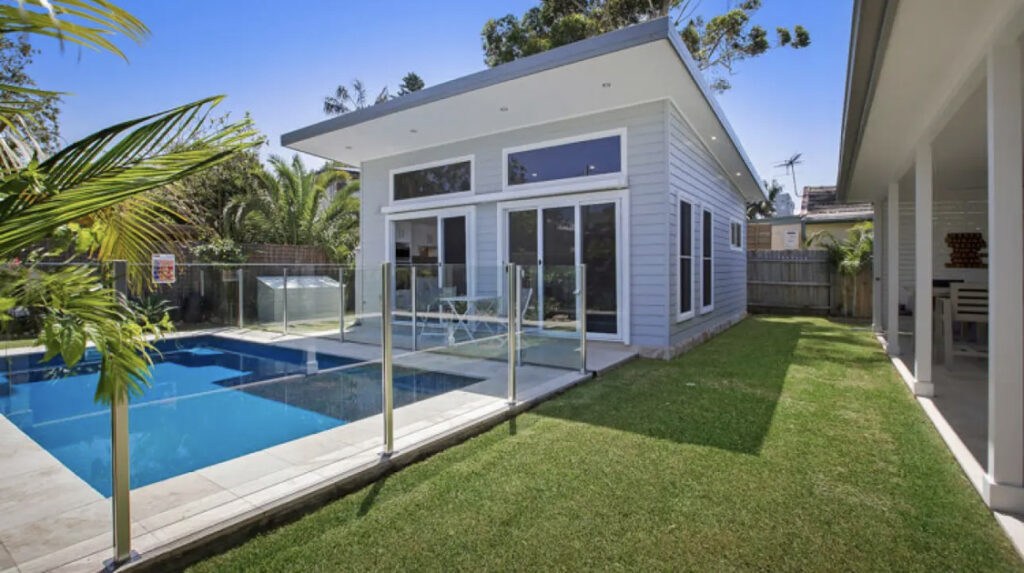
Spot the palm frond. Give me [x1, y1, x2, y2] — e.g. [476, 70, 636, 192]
[0, 97, 258, 257]
[0, 0, 147, 60]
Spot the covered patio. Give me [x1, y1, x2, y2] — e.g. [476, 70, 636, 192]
[841, 0, 1024, 514]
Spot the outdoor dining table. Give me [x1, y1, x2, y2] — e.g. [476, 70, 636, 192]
[438, 294, 500, 341]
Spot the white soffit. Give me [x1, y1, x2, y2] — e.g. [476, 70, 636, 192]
[845, 0, 1024, 202]
[284, 23, 764, 202]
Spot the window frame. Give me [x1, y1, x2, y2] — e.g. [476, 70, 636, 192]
[729, 219, 744, 251]
[389, 154, 475, 205]
[700, 207, 715, 313]
[501, 128, 628, 194]
[676, 195, 696, 322]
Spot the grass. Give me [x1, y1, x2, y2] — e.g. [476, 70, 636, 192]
[192, 316, 1020, 572]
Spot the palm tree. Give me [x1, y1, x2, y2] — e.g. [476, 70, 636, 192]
[746, 179, 784, 220]
[775, 152, 803, 197]
[806, 222, 874, 317]
[227, 155, 360, 262]
[0, 1, 258, 404]
[323, 79, 389, 116]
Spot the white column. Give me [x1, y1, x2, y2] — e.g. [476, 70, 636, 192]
[984, 38, 1024, 513]
[872, 201, 883, 333]
[913, 144, 934, 397]
[886, 183, 900, 356]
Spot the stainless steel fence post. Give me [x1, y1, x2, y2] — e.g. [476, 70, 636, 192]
[515, 266, 524, 368]
[506, 263, 517, 403]
[236, 268, 244, 329]
[577, 264, 587, 374]
[109, 260, 134, 566]
[381, 262, 394, 456]
[410, 265, 418, 351]
[282, 267, 289, 334]
[339, 267, 346, 342]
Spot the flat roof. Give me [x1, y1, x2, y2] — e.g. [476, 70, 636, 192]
[283, 18, 765, 202]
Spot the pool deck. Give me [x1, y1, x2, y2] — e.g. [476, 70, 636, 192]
[0, 329, 636, 572]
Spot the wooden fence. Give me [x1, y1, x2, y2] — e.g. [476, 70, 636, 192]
[747, 250, 874, 318]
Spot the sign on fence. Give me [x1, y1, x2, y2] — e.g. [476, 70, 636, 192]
[152, 254, 176, 284]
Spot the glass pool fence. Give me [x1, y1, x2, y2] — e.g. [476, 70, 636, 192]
[0, 260, 586, 570]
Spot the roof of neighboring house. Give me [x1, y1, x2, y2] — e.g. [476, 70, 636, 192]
[800, 185, 873, 223]
[282, 17, 765, 202]
[751, 215, 802, 226]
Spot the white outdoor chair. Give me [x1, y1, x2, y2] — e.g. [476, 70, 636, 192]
[943, 283, 988, 366]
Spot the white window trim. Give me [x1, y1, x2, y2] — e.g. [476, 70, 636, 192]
[701, 207, 715, 313]
[494, 189, 630, 345]
[729, 219, 744, 251]
[383, 205, 477, 297]
[388, 154, 475, 206]
[676, 193, 696, 323]
[501, 128, 628, 194]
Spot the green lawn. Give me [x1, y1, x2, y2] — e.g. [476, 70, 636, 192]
[192, 316, 1020, 571]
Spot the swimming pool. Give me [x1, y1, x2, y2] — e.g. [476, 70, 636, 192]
[0, 335, 483, 496]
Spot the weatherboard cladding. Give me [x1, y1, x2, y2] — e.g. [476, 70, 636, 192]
[667, 103, 747, 351]
[360, 100, 743, 351]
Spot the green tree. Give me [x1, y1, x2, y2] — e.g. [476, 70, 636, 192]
[481, 0, 809, 92]
[0, 1, 257, 404]
[227, 155, 360, 263]
[396, 72, 425, 96]
[166, 113, 268, 240]
[746, 178, 783, 220]
[0, 34, 60, 153]
[323, 79, 389, 116]
[806, 222, 874, 317]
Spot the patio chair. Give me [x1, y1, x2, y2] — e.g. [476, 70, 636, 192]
[944, 283, 988, 366]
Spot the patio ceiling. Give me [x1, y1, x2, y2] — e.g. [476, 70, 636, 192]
[838, 0, 1024, 203]
[282, 18, 765, 203]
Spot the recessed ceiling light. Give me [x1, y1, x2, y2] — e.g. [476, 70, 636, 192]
[710, 135, 717, 141]
[500, 106, 509, 112]
[601, 82, 612, 88]
[409, 129, 418, 133]
[345, 145, 352, 150]
[735, 172, 742, 177]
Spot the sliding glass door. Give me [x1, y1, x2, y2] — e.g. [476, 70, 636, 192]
[505, 199, 620, 338]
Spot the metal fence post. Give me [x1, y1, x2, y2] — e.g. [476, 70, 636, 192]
[381, 262, 394, 456]
[236, 268, 244, 329]
[410, 265, 418, 351]
[282, 267, 289, 334]
[339, 267, 346, 342]
[506, 263, 517, 403]
[577, 264, 588, 374]
[109, 260, 134, 567]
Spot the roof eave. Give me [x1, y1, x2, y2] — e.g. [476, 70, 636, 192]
[836, 0, 899, 202]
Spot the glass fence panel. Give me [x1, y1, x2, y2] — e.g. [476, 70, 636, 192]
[125, 267, 384, 551]
[516, 264, 583, 371]
[389, 264, 510, 447]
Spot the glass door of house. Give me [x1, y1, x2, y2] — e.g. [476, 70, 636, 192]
[392, 214, 468, 305]
[505, 199, 620, 338]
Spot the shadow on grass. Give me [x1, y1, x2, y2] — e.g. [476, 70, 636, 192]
[532, 317, 803, 455]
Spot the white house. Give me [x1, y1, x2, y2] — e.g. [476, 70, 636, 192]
[840, 0, 1024, 515]
[282, 17, 764, 358]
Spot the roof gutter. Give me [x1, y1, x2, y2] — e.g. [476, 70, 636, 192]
[835, 0, 899, 202]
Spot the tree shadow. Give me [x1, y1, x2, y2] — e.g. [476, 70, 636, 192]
[532, 318, 803, 456]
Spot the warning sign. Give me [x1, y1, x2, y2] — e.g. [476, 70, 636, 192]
[152, 254, 176, 284]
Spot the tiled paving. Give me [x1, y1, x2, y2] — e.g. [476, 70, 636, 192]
[0, 328, 636, 572]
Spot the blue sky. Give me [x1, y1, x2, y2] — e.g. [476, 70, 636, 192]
[32, 0, 852, 203]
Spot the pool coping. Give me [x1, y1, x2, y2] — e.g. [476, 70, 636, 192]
[1, 329, 638, 571]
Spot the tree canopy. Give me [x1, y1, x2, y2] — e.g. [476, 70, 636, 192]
[481, 0, 809, 92]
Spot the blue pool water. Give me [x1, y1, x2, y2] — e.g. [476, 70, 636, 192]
[0, 336, 483, 496]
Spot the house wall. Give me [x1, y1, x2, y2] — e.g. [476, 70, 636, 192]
[359, 101, 670, 349]
[770, 222, 803, 250]
[666, 103, 747, 356]
[896, 197, 988, 310]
